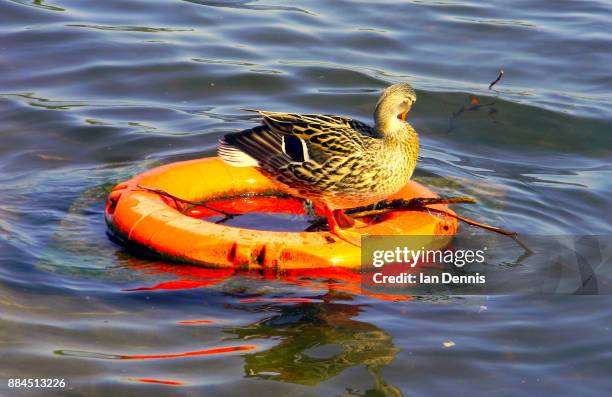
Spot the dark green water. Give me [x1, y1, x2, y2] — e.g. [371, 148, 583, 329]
[1, 0, 612, 396]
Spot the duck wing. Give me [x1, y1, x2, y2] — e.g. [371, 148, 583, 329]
[218, 111, 378, 170]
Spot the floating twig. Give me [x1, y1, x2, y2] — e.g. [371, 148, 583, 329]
[305, 197, 474, 231]
[447, 70, 504, 133]
[425, 208, 531, 253]
[137, 184, 235, 220]
[137, 185, 528, 253]
[488, 69, 504, 90]
[345, 196, 530, 253]
[345, 196, 477, 218]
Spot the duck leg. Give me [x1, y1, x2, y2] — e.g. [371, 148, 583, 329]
[333, 208, 369, 228]
[323, 206, 365, 247]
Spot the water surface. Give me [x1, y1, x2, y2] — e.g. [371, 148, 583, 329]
[1, 0, 612, 396]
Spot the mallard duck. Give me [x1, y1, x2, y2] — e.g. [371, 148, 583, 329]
[218, 83, 419, 245]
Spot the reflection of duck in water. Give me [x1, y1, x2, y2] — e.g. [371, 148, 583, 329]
[219, 83, 419, 246]
[227, 298, 403, 396]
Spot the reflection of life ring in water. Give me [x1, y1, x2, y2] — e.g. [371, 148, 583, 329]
[124, 259, 414, 301]
[105, 157, 458, 269]
[119, 259, 407, 392]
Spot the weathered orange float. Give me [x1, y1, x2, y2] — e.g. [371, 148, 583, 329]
[105, 157, 458, 270]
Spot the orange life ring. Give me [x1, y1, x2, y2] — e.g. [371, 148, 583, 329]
[105, 157, 458, 270]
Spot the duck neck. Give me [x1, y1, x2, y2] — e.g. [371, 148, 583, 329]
[375, 101, 409, 141]
[375, 114, 417, 143]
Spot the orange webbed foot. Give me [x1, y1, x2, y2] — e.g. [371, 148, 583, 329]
[324, 208, 365, 247]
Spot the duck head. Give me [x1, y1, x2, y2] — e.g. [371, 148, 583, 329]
[374, 83, 417, 134]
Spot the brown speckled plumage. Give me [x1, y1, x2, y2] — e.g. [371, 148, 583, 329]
[218, 83, 419, 244]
